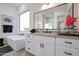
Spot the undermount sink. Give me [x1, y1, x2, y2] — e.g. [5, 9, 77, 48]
[58, 32, 79, 37]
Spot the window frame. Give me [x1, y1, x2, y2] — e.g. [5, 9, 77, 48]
[19, 10, 30, 32]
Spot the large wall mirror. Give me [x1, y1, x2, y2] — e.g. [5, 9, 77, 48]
[34, 3, 74, 30]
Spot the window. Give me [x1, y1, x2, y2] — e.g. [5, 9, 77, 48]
[45, 23, 53, 29]
[20, 11, 30, 32]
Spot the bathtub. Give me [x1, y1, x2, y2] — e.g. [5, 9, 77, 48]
[6, 35, 26, 51]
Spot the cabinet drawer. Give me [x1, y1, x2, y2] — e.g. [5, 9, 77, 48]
[26, 35, 35, 39]
[26, 39, 31, 44]
[25, 42, 33, 53]
[25, 39, 33, 47]
[56, 45, 79, 56]
[34, 36, 55, 44]
[44, 37, 55, 44]
[25, 46, 32, 53]
[56, 37, 79, 49]
[25, 39, 33, 53]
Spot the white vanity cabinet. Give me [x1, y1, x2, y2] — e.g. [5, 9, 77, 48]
[56, 37, 79, 56]
[25, 35, 55, 56]
[25, 35, 79, 56]
[33, 36, 55, 56]
[25, 35, 34, 54]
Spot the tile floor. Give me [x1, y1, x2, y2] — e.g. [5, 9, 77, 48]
[2, 49, 33, 56]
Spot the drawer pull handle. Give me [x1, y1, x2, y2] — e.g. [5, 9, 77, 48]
[40, 43, 42, 48]
[27, 36, 30, 37]
[27, 48, 30, 50]
[65, 41, 72, 44]
[42, 44, 44, 48]
[27, 41, 30, 43]
[64, 52, 72, 55]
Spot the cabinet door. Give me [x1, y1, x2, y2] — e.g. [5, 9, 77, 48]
[43, 42, 55, 56]
[33, 39, 42, 56]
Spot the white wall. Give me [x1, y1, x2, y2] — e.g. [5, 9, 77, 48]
[0, 4, 19, 44]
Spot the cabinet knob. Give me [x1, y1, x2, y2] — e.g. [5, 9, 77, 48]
[65, 41, 72, 44]
[64, 52, 72, 55]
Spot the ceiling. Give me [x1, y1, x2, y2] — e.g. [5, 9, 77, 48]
[5, 3, 43, 9]
[9, 3, 23, 8]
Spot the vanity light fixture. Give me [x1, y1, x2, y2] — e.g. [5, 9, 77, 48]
[41, 3, 62, 10]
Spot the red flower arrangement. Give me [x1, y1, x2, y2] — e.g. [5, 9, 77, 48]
[66, 15, 76, 26]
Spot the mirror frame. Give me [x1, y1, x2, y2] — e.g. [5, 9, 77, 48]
[34, 3, 74, 29]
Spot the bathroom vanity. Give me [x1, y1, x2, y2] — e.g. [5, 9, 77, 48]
[25, 34, 55, 56]
[25, 33, 79, 56]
